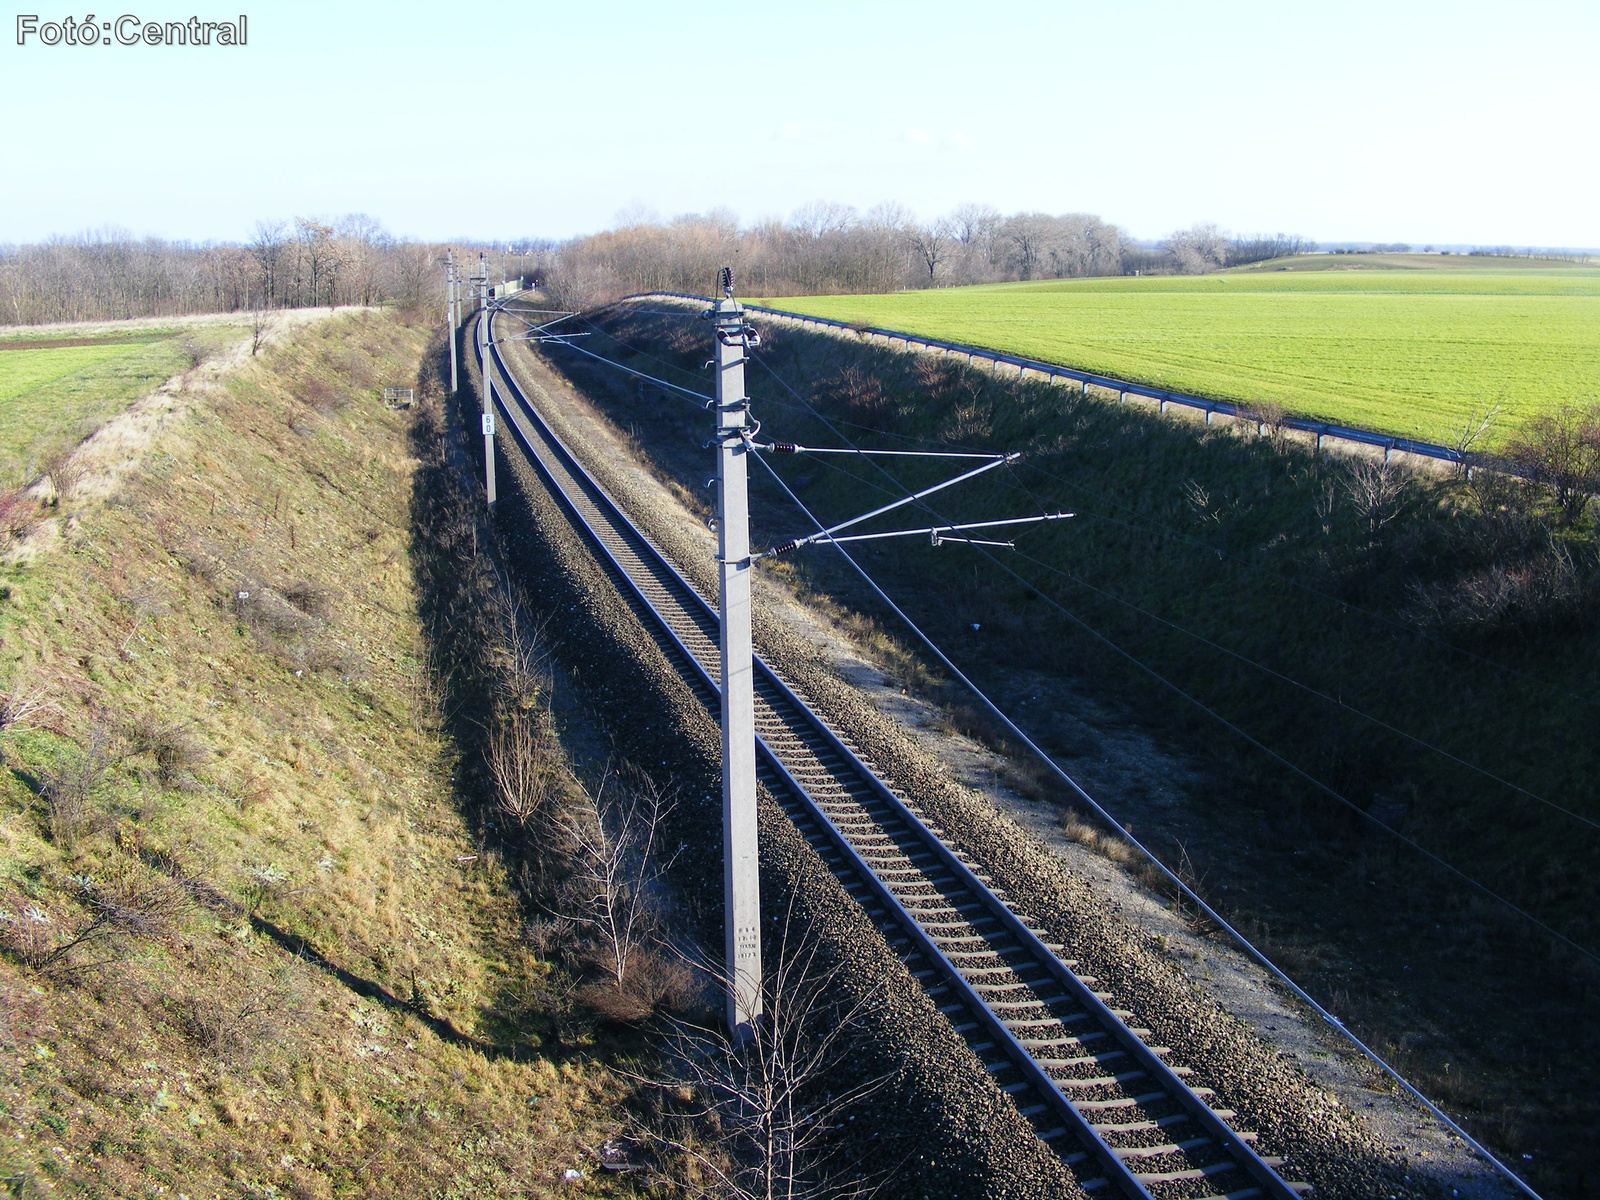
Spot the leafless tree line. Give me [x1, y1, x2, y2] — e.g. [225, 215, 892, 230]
[0, 215, 443, 325]
[1, 204, 1319, 325]
[539, 202, 1318, 307]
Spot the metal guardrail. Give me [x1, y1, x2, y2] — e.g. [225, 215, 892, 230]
[623, 291, 1513, 474]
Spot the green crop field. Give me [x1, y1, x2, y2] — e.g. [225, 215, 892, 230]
[0, 326, 247, 488]
[768, 257, 1600, 448]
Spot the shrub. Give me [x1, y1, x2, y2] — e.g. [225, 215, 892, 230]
[125, 715, 207, 788]
[41, 722, 124, 847]
[0, 489, 41, 541]
[282, 579, 333, 619]
[1503, 400, 1600, 524]
[5, 867, 190, 976]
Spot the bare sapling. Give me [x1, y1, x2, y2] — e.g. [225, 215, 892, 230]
[0, 677, 53, 734]
[485, 590, 561, 830]
[487, 709, 558, 830]
[1342, 457, 1411, 548]
[644, 916, 894, 1200]
[1448, 398, 1500, 478]
[552, 769, 682, 1020]
[251, 297, 268, 356]
[492, 587, 551, 713]
[42, 720, 124, 848]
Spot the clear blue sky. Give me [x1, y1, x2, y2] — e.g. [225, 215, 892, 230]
[2, 0, 1595, 247]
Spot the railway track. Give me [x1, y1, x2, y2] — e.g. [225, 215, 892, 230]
[478, 306, 1311, 1200]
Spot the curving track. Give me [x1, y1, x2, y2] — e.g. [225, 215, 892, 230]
[477, 306, 1311, 1200]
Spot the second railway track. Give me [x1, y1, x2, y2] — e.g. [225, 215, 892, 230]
[477, 306, 1311, 1200]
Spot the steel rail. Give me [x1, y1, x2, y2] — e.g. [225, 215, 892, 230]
[477, 311, 1307, 1200]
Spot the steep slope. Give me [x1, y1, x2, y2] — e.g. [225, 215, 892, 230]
[0, 312, 630, 1197]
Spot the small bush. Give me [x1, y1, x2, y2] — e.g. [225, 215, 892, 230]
[0, 489, 42, 541]
[300, 376, 347, 416]
[41, 722, 124, 847]
[1503, 399, 1600, 525]
[37, 445, 83, 506]
[577, 948, 697, 1023]
[125, 715, 207, 788]
[176, 967, 301, 1067]
[7, 867, 191, 976]
[282, 579, 333, 619]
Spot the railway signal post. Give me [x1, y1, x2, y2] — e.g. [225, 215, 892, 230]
[709, 267, 762, 1038]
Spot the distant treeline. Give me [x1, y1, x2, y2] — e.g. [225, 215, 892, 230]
[539, 205, 1317, 307]
[2, 205, 1324, 326]
[0, 216, 441, 326]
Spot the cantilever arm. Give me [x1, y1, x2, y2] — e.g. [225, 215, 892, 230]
[757, 512, 1072, 558]
[752, 452, 1020, 562]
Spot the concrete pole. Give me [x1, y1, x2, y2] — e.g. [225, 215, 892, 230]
[478, 266, 496, 509]
[710, 268, 762, 1039]
[447, 254, 459, 394]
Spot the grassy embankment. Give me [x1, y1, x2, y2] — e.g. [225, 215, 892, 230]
[767, 256, 1600, 448]
[563, 305, 1600, 1199]
[0, 313, 637, 1197]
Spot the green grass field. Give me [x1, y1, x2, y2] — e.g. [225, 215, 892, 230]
[768, 257, 1600, 448]
[0, 327, 245, 488]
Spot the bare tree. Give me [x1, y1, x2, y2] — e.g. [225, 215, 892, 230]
[336, 212, 388, 306]
[908, 219, 953, 282]
[1001, 212, 1053, 280]
[1448, 399, 1500, 478]
[1343, 458, 1411, 547]
[645, 922, 893, 1200]
[249, 220, 287, 307]
[948, 202, 1001, 253]
[1166, 222, 1230, 274]
[788, 202, 859, 240]
[294, 218, 336, 309]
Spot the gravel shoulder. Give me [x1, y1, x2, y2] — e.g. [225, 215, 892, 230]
[494, 324, 1516, 1200]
